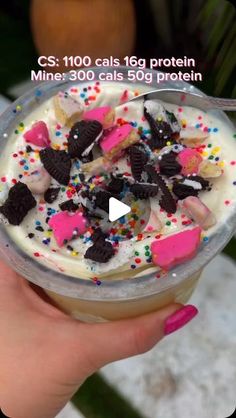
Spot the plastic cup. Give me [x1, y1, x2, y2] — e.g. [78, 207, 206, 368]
[0, 67, 235, 322]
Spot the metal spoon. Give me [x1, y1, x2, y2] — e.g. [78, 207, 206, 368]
[129, 88, 236, 112]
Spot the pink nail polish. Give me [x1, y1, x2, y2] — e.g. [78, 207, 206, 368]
[164, 305, 198, 336]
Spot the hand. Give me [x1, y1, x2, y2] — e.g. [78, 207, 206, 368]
[0, 259, 198, 418]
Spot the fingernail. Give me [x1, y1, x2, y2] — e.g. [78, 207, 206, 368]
[164, 305, 198, 336]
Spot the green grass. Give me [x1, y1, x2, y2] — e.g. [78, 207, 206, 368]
[72, 373, 145, 418]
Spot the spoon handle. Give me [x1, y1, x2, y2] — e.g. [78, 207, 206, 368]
[208, 96, 236, 111]
[129, 89, 236, 112]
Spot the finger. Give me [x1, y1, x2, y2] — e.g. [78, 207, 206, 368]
[77, 303, 183, 372]
[0, 258, 67, 319]
[0, 258, 20, 287]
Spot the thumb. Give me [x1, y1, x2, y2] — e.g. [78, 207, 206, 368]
[78, 303, 198, 372]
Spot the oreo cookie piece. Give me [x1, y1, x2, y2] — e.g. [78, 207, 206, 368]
[79, 190, 96, 217]
[144, 106, 173, 149]
[129, 145, 148, 181]
[44, 187, 60, 204]
[84, 239, 114, 263]
[187, 175, 210, 191]
[95, 190, 113, 213]
[172, 180, 199, 200]
[107, 175, 124, 195]
[91, 227, 108, 243]
[40, 148, 71, 185]
[0, 182, 36, 225]
[159, 152, 182, 177]
[145, 166, 177, 213]
[130, 183, 158, 199]
[144, 165, 161, 184]
[59, 199, 79, 212]
[68, 120, 103, 158]
[79, 189, 105, 220]
[155, 174, 177, 213]
[159, 193, 177, 214]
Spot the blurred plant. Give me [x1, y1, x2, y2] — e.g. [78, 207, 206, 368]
[148, 0, 236, 97]
[199, 0, 236, 96]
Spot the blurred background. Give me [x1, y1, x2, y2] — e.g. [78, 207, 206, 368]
[0, 1, 235, 418]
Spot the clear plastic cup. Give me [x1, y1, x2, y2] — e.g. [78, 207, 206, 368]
[0, 67, 235, 322]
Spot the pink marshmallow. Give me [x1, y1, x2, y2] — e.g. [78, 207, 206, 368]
[100, 124, 133, 153]
[151, 226, 201, 270]
[23, 121, 51, 148]
[83, 106, 115, 129]
[49, 211, 87, 247]
[181, 196, 216, 230]
[177, 148, 202, 176]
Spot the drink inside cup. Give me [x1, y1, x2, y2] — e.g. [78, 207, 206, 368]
[0, 70, 236, 321]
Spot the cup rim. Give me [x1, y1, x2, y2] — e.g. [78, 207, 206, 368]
[0, 66, 236, 302]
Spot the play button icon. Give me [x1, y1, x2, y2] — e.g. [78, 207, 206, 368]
[109, 197, 131, 222]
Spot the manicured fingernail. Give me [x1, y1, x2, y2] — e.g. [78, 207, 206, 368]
[164, 305, 198, 336]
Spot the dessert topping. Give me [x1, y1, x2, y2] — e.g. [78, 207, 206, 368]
[129, 144, 148, 181]
[179, 127, 209, 147]
[53, 91, 84, 128]
[144, 100, 179, 149]
[44, 187, 61, 204]
[59, 199, 79, 212]
[173, 175, 209, 200]
[39, 148, 71, 185]
[158, 152, 182, 177]
[130, 183, 159, 199]
[91, 227, 108, 243]
[68, 120, 103, 158]
[180, 196, 216, 230]
[146, 166, 177, 213]
[95, 189, 113, 213]
[100, 125, 139, 159]
[23, 121, 50, 148]
[177, 148, 203, 176]
[81, 156, 112, 175]
[48, 210, 87, 247]
[107, 175, 125, 195]
[0, 182, 36, 225]
[83, 106, 115, 129]
[84, 237, 114, 263]
[198, 160, 222, 178]
[173, 179, 199, 200]
[151, 226, 202, 270]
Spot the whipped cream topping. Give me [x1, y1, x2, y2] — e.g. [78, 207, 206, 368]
[0, 81, 236, 280]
